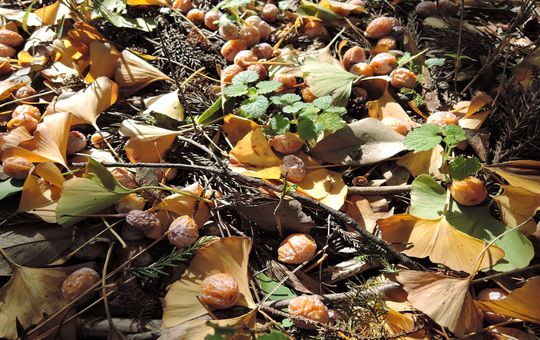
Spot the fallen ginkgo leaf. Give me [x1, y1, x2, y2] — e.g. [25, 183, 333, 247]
[494, 185, 540, 235]
[114, 50, 171, 93]
[119, 120, 180, 163]
[485, 160, 540, 194]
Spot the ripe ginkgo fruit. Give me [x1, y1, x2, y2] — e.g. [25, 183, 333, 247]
[168, 215, 200, 248]
[343, 46, 366, 70]
[200, 273, 241, 310]
[2, 157, 34, 180]
[450, 177, 488, 206]
[126, 210, 164, 239]
[426, 111, 459, 127]
[278, 233, 317, 264]
[269, 133, 304, 154]
[288, 295, 330, 328]
[281, 155, 307, 183]
[61, 267, 101, 301]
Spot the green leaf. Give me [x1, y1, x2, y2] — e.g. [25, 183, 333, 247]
[297, 118, 317, 141]
[240, 95, 269, 119]
[256, 81, 282, 94]
[397, 52, 413, 67]
[424, 57, 446, 68]
[93, 0, 156, 31]
[409, 175, 534, 272]
[197, 97, 222, 124]
[85, 158, 119, 191]
[325, 106, 347, 115]
[280, 318, 293, 328]
[404, 124, 442, 151]
[296, 1, 342, 21]
[214, 0, 250, 10]
[223, 83, 248, 97]
[313, 96, 333, 110]
[257, 273, 297, 301]
[257, 331, 290, 340]
[283, 101, 308, 114]
[314, 112, 345, 134]
[448, 157, 481, 180]
[410, 175, 447, 219]
[271, 93, 301, 106]
[302, 59, 357, 107]
[442, 124, 466, 147]
[270, 115, 290, 134]
[232, 70, 259, 85]
[0, 178, 24, 201]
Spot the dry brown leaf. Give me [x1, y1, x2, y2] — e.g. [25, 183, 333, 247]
[453, 91, 492, 118]
[385, 308, 426, 339]
[119, 120, 179, 163]
[485, 160, 540, 194]
[494, 185, 540, 235]
[476, 276, 540, 324]
[379, 214, 504, 273]
[1, 112, 71, 167]
[162, 237, 255, 328]
[48, 77, 118, 127]
[397, 145, 445, 180]
[222, 114, 259, 144]
[345, 195, 391, 233]
[0, 254, 80, 339]
[114, 50, 171, 92]
[397, 270, 483, 337]
[367, 89, 416, 129]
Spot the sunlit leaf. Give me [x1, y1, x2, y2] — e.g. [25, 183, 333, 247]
[493, 185, 540, 235]
[143, 90, 184, 121]
[115, 50, 171, 93]
[119, 120, 180, 163]
[485, 160, 540, 194]
[367, 89, 416, 130]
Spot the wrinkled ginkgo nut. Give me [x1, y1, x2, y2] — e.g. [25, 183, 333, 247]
[239, 25, 260, 48]
[2, 157, 33, 180]
[7, 115, 38, 133]
[247, 64, 268, 80]
[14, 86, 37, 99]
[66, 131, 87, 155]
[369, 52, 397, 75]
[125, 210, 164, 239]
[343, 46, 366, 70]
[204, 11, 222, 31]
[273, 74, 297, 91]
[167, 215, 200, 249]
[390, 68, 417, 88]
[415, 1, 437, 17]
[0, 43, 16, 57]
[111, 168, 138, 189]
[221, 40, 247, 62]
[234, 50, 258, 69]
[278, 233, 317, 264]
[0, 29, 23, 47]
[61, 267, 101, 301]
[280, 155, 306, 183]
[13, 104, 41, 120]
[219, 23, 239, 41]
[426, 111, 459, 127]
[251, 43, 273, 60]
[449, 177, 488, 207]
[244, 16, 271, 40]
[0, 57, 11, 76]
[261, 3, 279, 22]
[288, 295, 330, 328]
[200, 273, 241, 310]
[269, 133, 304, 154]
[349, 62, 374, 77]
[371, 36, 397, 55]
[304, 20, 328, 39]
[186, 9, 205, 25]
[221, 64, 243, 83]
[365, 17, 399, 39]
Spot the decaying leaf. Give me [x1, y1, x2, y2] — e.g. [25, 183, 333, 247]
[85, 41, 122, 83]
[385, 308, 425, 338]
[494, 185, 540, 235]
[163, 237, 255, 328]
[114, 50, 171, 92]
[379, 214, 504, 273]
[310, 118, 405, 165]
[119, 120, 180, 163]
[476, 276, 540, 324]
[345, 195, 392, 233]
[485, 160, 540, 194]
[397, 270, 483, 337]
[48, 77, 119, 127]
[0, 253, 81, 339]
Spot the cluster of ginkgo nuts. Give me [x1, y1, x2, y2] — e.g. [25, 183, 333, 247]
[0, 28, 23, 76]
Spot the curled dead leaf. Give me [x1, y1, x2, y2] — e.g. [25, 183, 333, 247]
[485, 160, 540, 194]
[114, 50, 171, 93]
[493, 185, 540, 235]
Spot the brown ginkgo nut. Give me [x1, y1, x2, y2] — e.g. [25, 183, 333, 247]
[369, 52, 397, 75]
[7, 115, 38, 133]
[261, 3, 279, 22]
[2, 157, 33, 180]
[288, 295, 330, 327]
[371, 36, 397, 55]
[167, 215, 200, 249]
[349, 62, 374, 77]
[0, 57, 11, 76]
[171, 0, 193, 13]
[278, 233, 317, 264]
[343, 46, 366, 70]
[186, 9, 205, 25]
[273, 73, 297, 91]
[0, 29, 24, 47]
[221, 64, 243, 83]
[269, 133, 304, 154]
[415, 1, 437, 17]
[115, 193, 145, 213]
[449, 177, 488, 206]
[280, 154, 306, 183]
[13, 104, 41, 120]
[365, 16, 399, 39]
[221, 39, 247, 62]
[111, 168, 138, 189]
[0, 43, 16, 58]
[247, 63, 268, 80]
[14, 86, 37, 99]
[304, 20, 328, 38]
[301, 87, 317, 102]
[239, 25, 260, 47]
[251, 43, 273, 59]
[200, 273, 241, 310]
[61, 267, 101, 301]
[234, 50, 258, 69]
[438, 0, 459, 16]
[90, 131, 110, 149]
[219, 23, 239, 40]
[390, 67, 417, 88]
[66, 130, 87, 155]
[125, 210, 164, 239]
[204, 11, 221, 30]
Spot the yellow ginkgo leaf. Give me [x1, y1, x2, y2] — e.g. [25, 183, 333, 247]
[152, 182, 203, 216]
[114, 50, 171, 93]
[161, 310, 256, 340]
[485, 160, 540, 194]
[367, 89, 416, 129]
[34, 1, 71, 26]
[397, 144, 445, 180]
[476, 276, 540, 324]
[119, 120, 179, 163]
[84, 41, 121, 83]
[143, 90, 184, 121]
[0, 253, 81, 339]
[494, 185, 540, 235]
[379, 214, 504, 273]
[17, 174, 60, 223]
[163, 237, 255, 328]
[397, 270, 483, 337]
[385, 308, 426, 339]
[48, 77, 118, 127]
[230, 128, 282, 167]
[1, 112, 71, 167]
[222, 114, 259, 145]
[452, 91, 492, 119]
[33, 162, 64, 188]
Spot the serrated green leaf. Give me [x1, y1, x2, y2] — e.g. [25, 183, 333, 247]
[425, 57, 446, 68]
[256, 81, 282, 94]
[442, 124, 466, 147]
[223, 83, 248, 97]
[315, 112, 345, 133]
[313, 95, 333, 110]
[271, 93, 301, 106]
[448, 157, 481, 180]
[297, 118, 317, 141]
[232, 70, 259, 84]
[240, 95, 269, 119]
[270, 115, 290, 134]
[325, 106, 347, 115]
[404, 124, 442, 151]
[282, 105, 300, 114]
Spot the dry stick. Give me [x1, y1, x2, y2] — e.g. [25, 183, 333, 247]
[348, 185, 412, 195]
[472, 263, 540, 284]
